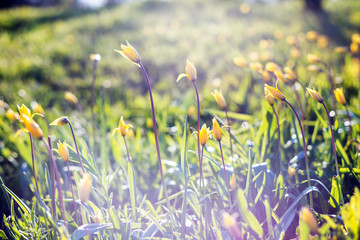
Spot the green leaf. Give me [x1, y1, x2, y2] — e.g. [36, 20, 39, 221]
[0, 230, 8, 240]
[3, 184, 31, 215]
[329, 175, 344, 207]
[128, 160, 137, 219]
[176, 73, 187, 82]
[71, 223, 112, 240]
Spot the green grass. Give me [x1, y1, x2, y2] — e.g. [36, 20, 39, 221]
[0, 0, 360, 239]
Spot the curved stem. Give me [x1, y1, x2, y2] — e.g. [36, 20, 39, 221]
[66, 161, 76, 211]
[272, 106, 282, 171]
[322, 103, 339, 176]
[219, 141, 231, 203]
[67, 121, 85, 173]
[225, 108, 234, 161]
[200, 146, 204, 197]
[29, 134, 39, 193]
[139, 63, 172, 232]
[42, 137, 66, 221]
[284, 100, 312, 206]
[193, 83, 201, 161]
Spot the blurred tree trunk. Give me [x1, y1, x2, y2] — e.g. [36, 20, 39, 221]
[304, 0, 322, 12]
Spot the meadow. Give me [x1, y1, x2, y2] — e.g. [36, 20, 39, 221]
[0, 0, 360, 239]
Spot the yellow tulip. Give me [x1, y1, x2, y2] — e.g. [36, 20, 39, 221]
[306, 30, 318, 41]
[31, 101, 45, 116]
[300, 207, 318, 234]
[334, 88, 346, 106]
[265, 62, 279, 72]
[115, 41, 141, 64]
[317, 35, 329, 49]
[307, 88, 324, 103]
[113, 116, 133, 137]
[50, 116, 69, 126]
[288, 166, 296, 179]
[352, 33, 360, 44]
[199, 124, 210, 146]
[78, 173, 92, 202]
[265, 88, 274, 106]
[20, 114, 44, 140]
[350, 42, 359, 54]
[6, 109, 19, 122]
[58, 141, 69, 162]
[307, 54, 321, 64]
[265, 84, 286, 101]
[211, 118, 222, 141]
[233, 57, 248, 68]
[211, 89, 227, 110]
[64, 91, 79, 105]
[18, 104, 31, 118]
[249, 62, 263, 71]
[274, 69, 288, 83]
[284, 67, 297, 81]
[334, 46, 347, 54]
[185, 60, 197, 82]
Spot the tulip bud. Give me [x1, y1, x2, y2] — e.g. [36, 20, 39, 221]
[50, 116, 69, 126]
[58, 141, 69, 162]
[199, 124, 210, 146]
[20, 114, 44, 140]
[211, 89, 227, 110]
[300, 207, 318, 234]
[334, 88, 346, 106]
[185, 60, 197, 82]
[265, 85, 286, 101]
[115, 41, 141, 64]
[307, 88, 324, 103]
[211, 118, 222, 141]
[64, 91, 79, 105]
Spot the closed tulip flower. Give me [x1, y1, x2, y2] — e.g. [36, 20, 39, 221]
[115, 41, 141, 64]
[50, 116, 69, 126]
[265, 88, 275, 106]
[307, 88, 324, 103]
[265, 84, 286, 101]
[20, 114, 44, 140]
[199, 124, 210, 146]
[334, 88, 347, 106]
[58, 141, 69, 162]
[211, 89, 227, 110]
[211, 118, 222, 141]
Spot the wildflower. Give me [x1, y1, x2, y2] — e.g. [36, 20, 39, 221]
[307, 54, 321, 64]
[31, 101, 45, 116]
[352, 33, 360, 44]
[78, 173, 92, 203]
[185, 60, 197, 82]
[113, 116, 133, 137]
[265, 88, 274, 106]
[50, 116, 69, 126]
[233, 57, 248, 68]
[350, 42, 359, 54]
[288, 166, 296, 179]
[199, 124, 210, 146]
[6, 109, 19, 122]
[265, 62, 279, 72]
[18, 104, 31, 118]
[335, 46, 347, 54]
[317, 35, 329, 48]
[58, 141, 69, 162]
[211, 118, 222, 141]
[115, 41, 141, 64]
[286, 35, 297, 46]
[284, 67, 297, 81]
[291, 47, 301, 59]
[249, 62, 263, 71]
[273, 30, 283, 39]
[211, 89, 227, 110]
[20, 114, 44, 140]
[92, 211, 102, 224]
[307, 64, 322, 73]
[259, 70, 272, 82]
[300, 207, 318, 233]
[230, 174, 236, 191]
[265, 84, 286, 101]
[176, 60, 197, 82]
[222, 212, 242, 238]
[334, 88, 346, 106]
[274, 69, 288, 83]
[307, 88, 324, 103]
[90, 54, 101, 62]
[64, 91, 79, 105]
[306, 31, 318, 41]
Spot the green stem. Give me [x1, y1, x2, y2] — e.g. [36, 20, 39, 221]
[29, 134, 39, 193]
[67, 120, 85, 173]
[42, 137, 66, 222]
[284, 99, 312, 207]
[225, 108, 233, 160]
[272, 106, 282, 171]
[322, 103, 339, 176]
[139, 62, 173, 234]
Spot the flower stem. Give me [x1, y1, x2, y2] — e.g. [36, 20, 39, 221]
[123, 136, 137, 219]
[346, 107, 352, 139]
[219, 141, 231, 203]
[42, 137, 66, 221]
[139, 63, 172, 232]
[67, 120, 85, 173]
[225, 108, 234, 161]
[193, 82, 202, 189]
[322, 103, 339, 176]
[272, 106, 282, 171]
[29, 133, 39, 193]
[66, 161, 76, 211]
[284, 100, 312, 206]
